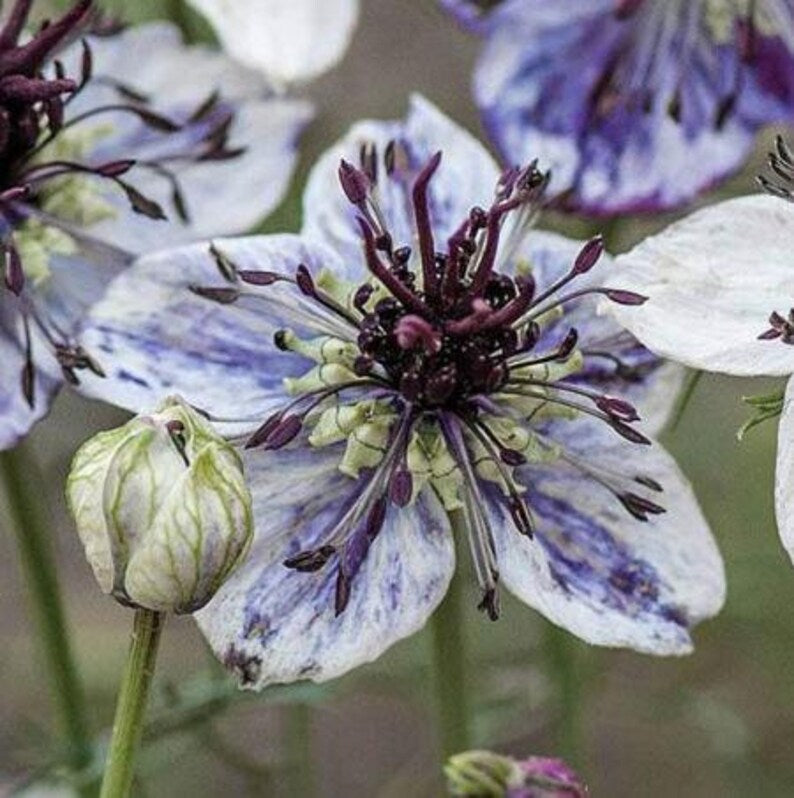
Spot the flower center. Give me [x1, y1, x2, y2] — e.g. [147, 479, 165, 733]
[195, 137, 662, 619]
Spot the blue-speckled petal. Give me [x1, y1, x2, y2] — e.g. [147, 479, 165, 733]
[491, 422, 725, 654]
[57, 23, 312, 253]
[76, 235, 350, 435]
[302, 94, 500, 272]
[466, 0, 794, 214]
[195, 439, 454, 688]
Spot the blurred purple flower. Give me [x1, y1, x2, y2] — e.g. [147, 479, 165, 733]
[0, 0, 311, 449]
[446, 749, 588, 797]
[76, 96, 724, 688]
[443, 0, 794, 215]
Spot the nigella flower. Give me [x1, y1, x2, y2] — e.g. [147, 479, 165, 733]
[75, 97, 724, 688]
[598, 138, 794, 566]
[0, 0, 311, 449]
[443, 0, 794, 215]
[185, 0, 360, 89]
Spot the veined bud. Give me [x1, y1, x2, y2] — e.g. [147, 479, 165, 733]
[66, 396, 253, 614]
[445, 750, 587, 798]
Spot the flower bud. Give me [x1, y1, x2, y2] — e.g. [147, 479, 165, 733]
[445, 750, 587, 798]
[66, 396, 252, 614]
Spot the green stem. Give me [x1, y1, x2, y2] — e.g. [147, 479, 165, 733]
[100, 609, 165, 798]
[543, 623, 582, 765]
[431, 514, 470, 758]
[0, 445, 93, 788]
[285, 702, 314, 797]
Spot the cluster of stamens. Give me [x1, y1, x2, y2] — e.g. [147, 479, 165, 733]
[0, 0, 244, 406]
[196, 137, 668, 619]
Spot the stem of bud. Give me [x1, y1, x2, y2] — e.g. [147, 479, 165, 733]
[100, 608, 166, 798]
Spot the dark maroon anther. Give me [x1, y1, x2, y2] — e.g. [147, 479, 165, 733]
[411, 150, 443, 301]
[245, 411, 284, 449]
[573, 235, 605, 274]
[394, 314, 442, 354]
[295, 263, 315, 297]
[635, 475, 663, 492]
[481, 275, 536, 330]
[618, 492, 666, 521]
[262, 414, 303, 450]
[499, 448, 526, 467]
[188, 284, 239, 304]
[353, 283, 374, 312]
[4, 244, 24, 295]
[393, 246, 411, 266]
[477, 587, 500, 621]
[425, 364, 458, 405]
[604, 289, 648, 306]
[97, 159, 136, 177]
[21, 347, 35, 407]
[557, 328, 579, 359]
[334, 571, 351, 616]
[508, 496, 533, 537]
[353, 354, 373, 375]
[609, 419, 651, 445]
[714, 93, 737, 130]
[359, 141, 378, 184]
[595, 395, 640, 422]
[284, 545, 336, 572]
[273, 330, 289, 351]
[338, 158, 370, 205]
[238, 270, 283, 286]
[445, 297, 491, 336]
[759, 308, 794, 344]
[389, 468, 413, 507]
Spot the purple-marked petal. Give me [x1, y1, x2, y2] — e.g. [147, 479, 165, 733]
[195, 439, 454, 688]
[462, 1, 794, 215]
[185, 0, 360, 88]
[302, 94, 500, 273]
[76, 235, 348, 434]
[605, 194, 794, 376]
[60, 23, 312, 253]
[492, 422, 725, 655]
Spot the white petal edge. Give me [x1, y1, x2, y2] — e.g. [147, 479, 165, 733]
[603, 194, 794, 376]
[185, 0, 360, 88]
[775, 375, 794, 564]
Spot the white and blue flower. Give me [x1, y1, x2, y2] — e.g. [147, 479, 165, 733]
[75, 97, 725, 688]
[0, 0, 312, 449]
[444, 0, 794, 215]
[599, 141, 794, 571]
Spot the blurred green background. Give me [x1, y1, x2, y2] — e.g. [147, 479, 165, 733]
[1, 1, 793, 795]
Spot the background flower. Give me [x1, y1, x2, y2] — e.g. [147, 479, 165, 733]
[185, 0, 360, 90]
[443, 0, 794, 215]
[0, 2, 311, 450]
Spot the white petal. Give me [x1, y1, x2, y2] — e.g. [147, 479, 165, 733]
[605, 194, 794, 376]
[76, 235, 349, 435]
[775, 376, 794, 564]
[185, 0, 360, 88]
[195, 440, 454, 688]
[61, 23, 311, 252]
[302, 94, 500, 272]
[493, 423, 725, 654]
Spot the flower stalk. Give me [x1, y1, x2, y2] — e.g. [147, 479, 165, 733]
[100, 609, 165, 798]
[0, 444, 93, 791]
[432, 509, 471, 758]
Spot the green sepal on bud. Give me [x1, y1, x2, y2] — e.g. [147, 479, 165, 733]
[66, 396, 253, 614]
